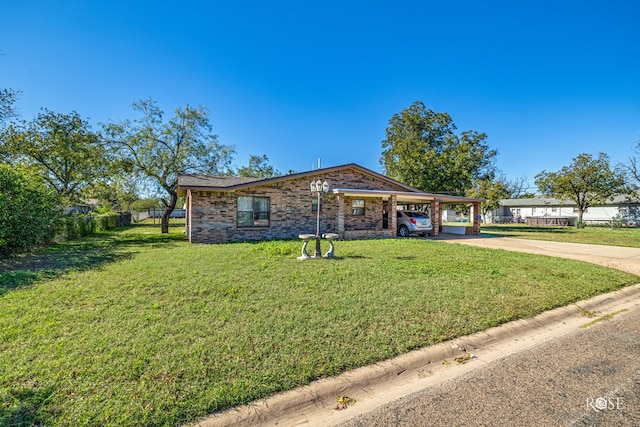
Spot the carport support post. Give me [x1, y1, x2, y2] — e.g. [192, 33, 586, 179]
[472, 201, 482, 234]
[336, 195, 345, 238]
[390, 195, 397, 237]
[431, 200, 440, 236]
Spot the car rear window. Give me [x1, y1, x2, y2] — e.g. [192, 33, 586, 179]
[405, 212, 428, 218]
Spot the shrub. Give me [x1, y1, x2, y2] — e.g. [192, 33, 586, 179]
[55, 213, 130, 241]
[56, 214, 96, 241]
[96, 213, 119, 231]
[0, 165, 61, 256]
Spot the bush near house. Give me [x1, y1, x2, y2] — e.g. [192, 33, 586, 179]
[0, 165, 61, 256]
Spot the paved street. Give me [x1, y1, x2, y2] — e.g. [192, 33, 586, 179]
[339, 297, 640, 427]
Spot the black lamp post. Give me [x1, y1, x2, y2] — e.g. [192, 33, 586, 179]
[310, 179, 330, 258]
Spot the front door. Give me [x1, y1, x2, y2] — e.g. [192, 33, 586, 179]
[382, 201, 389, 229]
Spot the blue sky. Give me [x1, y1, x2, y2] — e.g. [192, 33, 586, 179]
[2, 1, 639, 191]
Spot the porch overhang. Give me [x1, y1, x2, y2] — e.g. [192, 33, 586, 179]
[331, 188, 484, 237]
[330, 188, 484, 204]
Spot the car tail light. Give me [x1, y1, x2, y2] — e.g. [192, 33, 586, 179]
[410, 218, 416, 225]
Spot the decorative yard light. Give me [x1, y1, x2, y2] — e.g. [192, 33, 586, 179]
[311, 179, 330, 257]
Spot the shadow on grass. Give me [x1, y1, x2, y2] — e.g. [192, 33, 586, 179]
[0, 384, 57, 427]
[0, 225, 185, 297]
[395, 255, 418, 260]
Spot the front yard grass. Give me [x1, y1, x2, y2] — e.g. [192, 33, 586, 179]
[1, 222, 638, 426]
[482, 224, 640, 247]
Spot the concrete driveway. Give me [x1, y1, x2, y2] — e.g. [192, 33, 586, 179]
[192, 237, 640, 427]
[433, 234, 640, 276]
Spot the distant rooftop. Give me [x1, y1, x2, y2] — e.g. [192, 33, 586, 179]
[500, 195, 638, 206]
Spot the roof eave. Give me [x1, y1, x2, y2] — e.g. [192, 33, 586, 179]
[178, 163, 419, 193]
[331, 188, 484, 203]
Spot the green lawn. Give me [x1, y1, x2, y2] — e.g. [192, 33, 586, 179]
[482, 224, 640, 247]
[1, 222, 638, 426]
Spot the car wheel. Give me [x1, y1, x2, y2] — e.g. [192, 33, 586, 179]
[398, 225, 409, 237]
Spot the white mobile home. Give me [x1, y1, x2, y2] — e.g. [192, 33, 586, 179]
[490, 196, 640, 226]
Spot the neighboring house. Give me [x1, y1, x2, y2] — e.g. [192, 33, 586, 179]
[177, 163, 484, 244]
[64, 198, 99, 215]
[148, 208, 186, 218]
[490, 196, 640, 226]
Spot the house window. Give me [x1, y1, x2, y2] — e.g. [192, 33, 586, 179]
[352, 199, 365, 215]
[532, 207, 536, 215]
[237, 196, 270, 227]
[312, 198, 322, 212]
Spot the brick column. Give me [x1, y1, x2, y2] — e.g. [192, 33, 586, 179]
[186, 189, 192, 242]
[472, 201, 482, 235]
[431, 200, 440, 236]
[390, 195, 397, 237]
[336, 194, 345, 238]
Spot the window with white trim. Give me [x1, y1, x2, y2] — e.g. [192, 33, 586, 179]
[352, 199, 365, 215]
[237, 196, 270, 227]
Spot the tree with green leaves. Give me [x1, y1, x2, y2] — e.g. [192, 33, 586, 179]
[0, 88, 20, 128]
[381, 101, 497, 196]
[0, 88, 20, 166]
[623, 140, 640, 194]
[1, 109, 106, 203]
[237, 154, 281, 178]
[467, 177, 511, 222]
[102, 99, 235, 233]
[534, 152, 627, 225]
[507, 176, 536, 199]
[83, 174, 140, 212]
[0, 165, 61, 256]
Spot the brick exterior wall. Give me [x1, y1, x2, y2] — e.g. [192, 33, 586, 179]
[188, 168, 409, 243]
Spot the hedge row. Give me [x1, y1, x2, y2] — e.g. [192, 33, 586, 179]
[55, 213, 132, 241]
[0, 165, 61, 257]
[0, 165, 134, 256]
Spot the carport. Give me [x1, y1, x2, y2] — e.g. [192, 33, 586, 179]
[330, 188, 483, 238]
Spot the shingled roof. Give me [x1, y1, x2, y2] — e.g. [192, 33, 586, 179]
[178, 163, 421, 195]
[178, 174, 262, 189]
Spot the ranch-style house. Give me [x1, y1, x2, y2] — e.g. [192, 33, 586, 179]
[177, 163, 483, 244]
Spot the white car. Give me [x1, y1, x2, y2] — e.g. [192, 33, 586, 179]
[397, 210, 433, 237]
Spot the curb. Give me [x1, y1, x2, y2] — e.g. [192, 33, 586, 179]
[190, 283, 640, 427]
